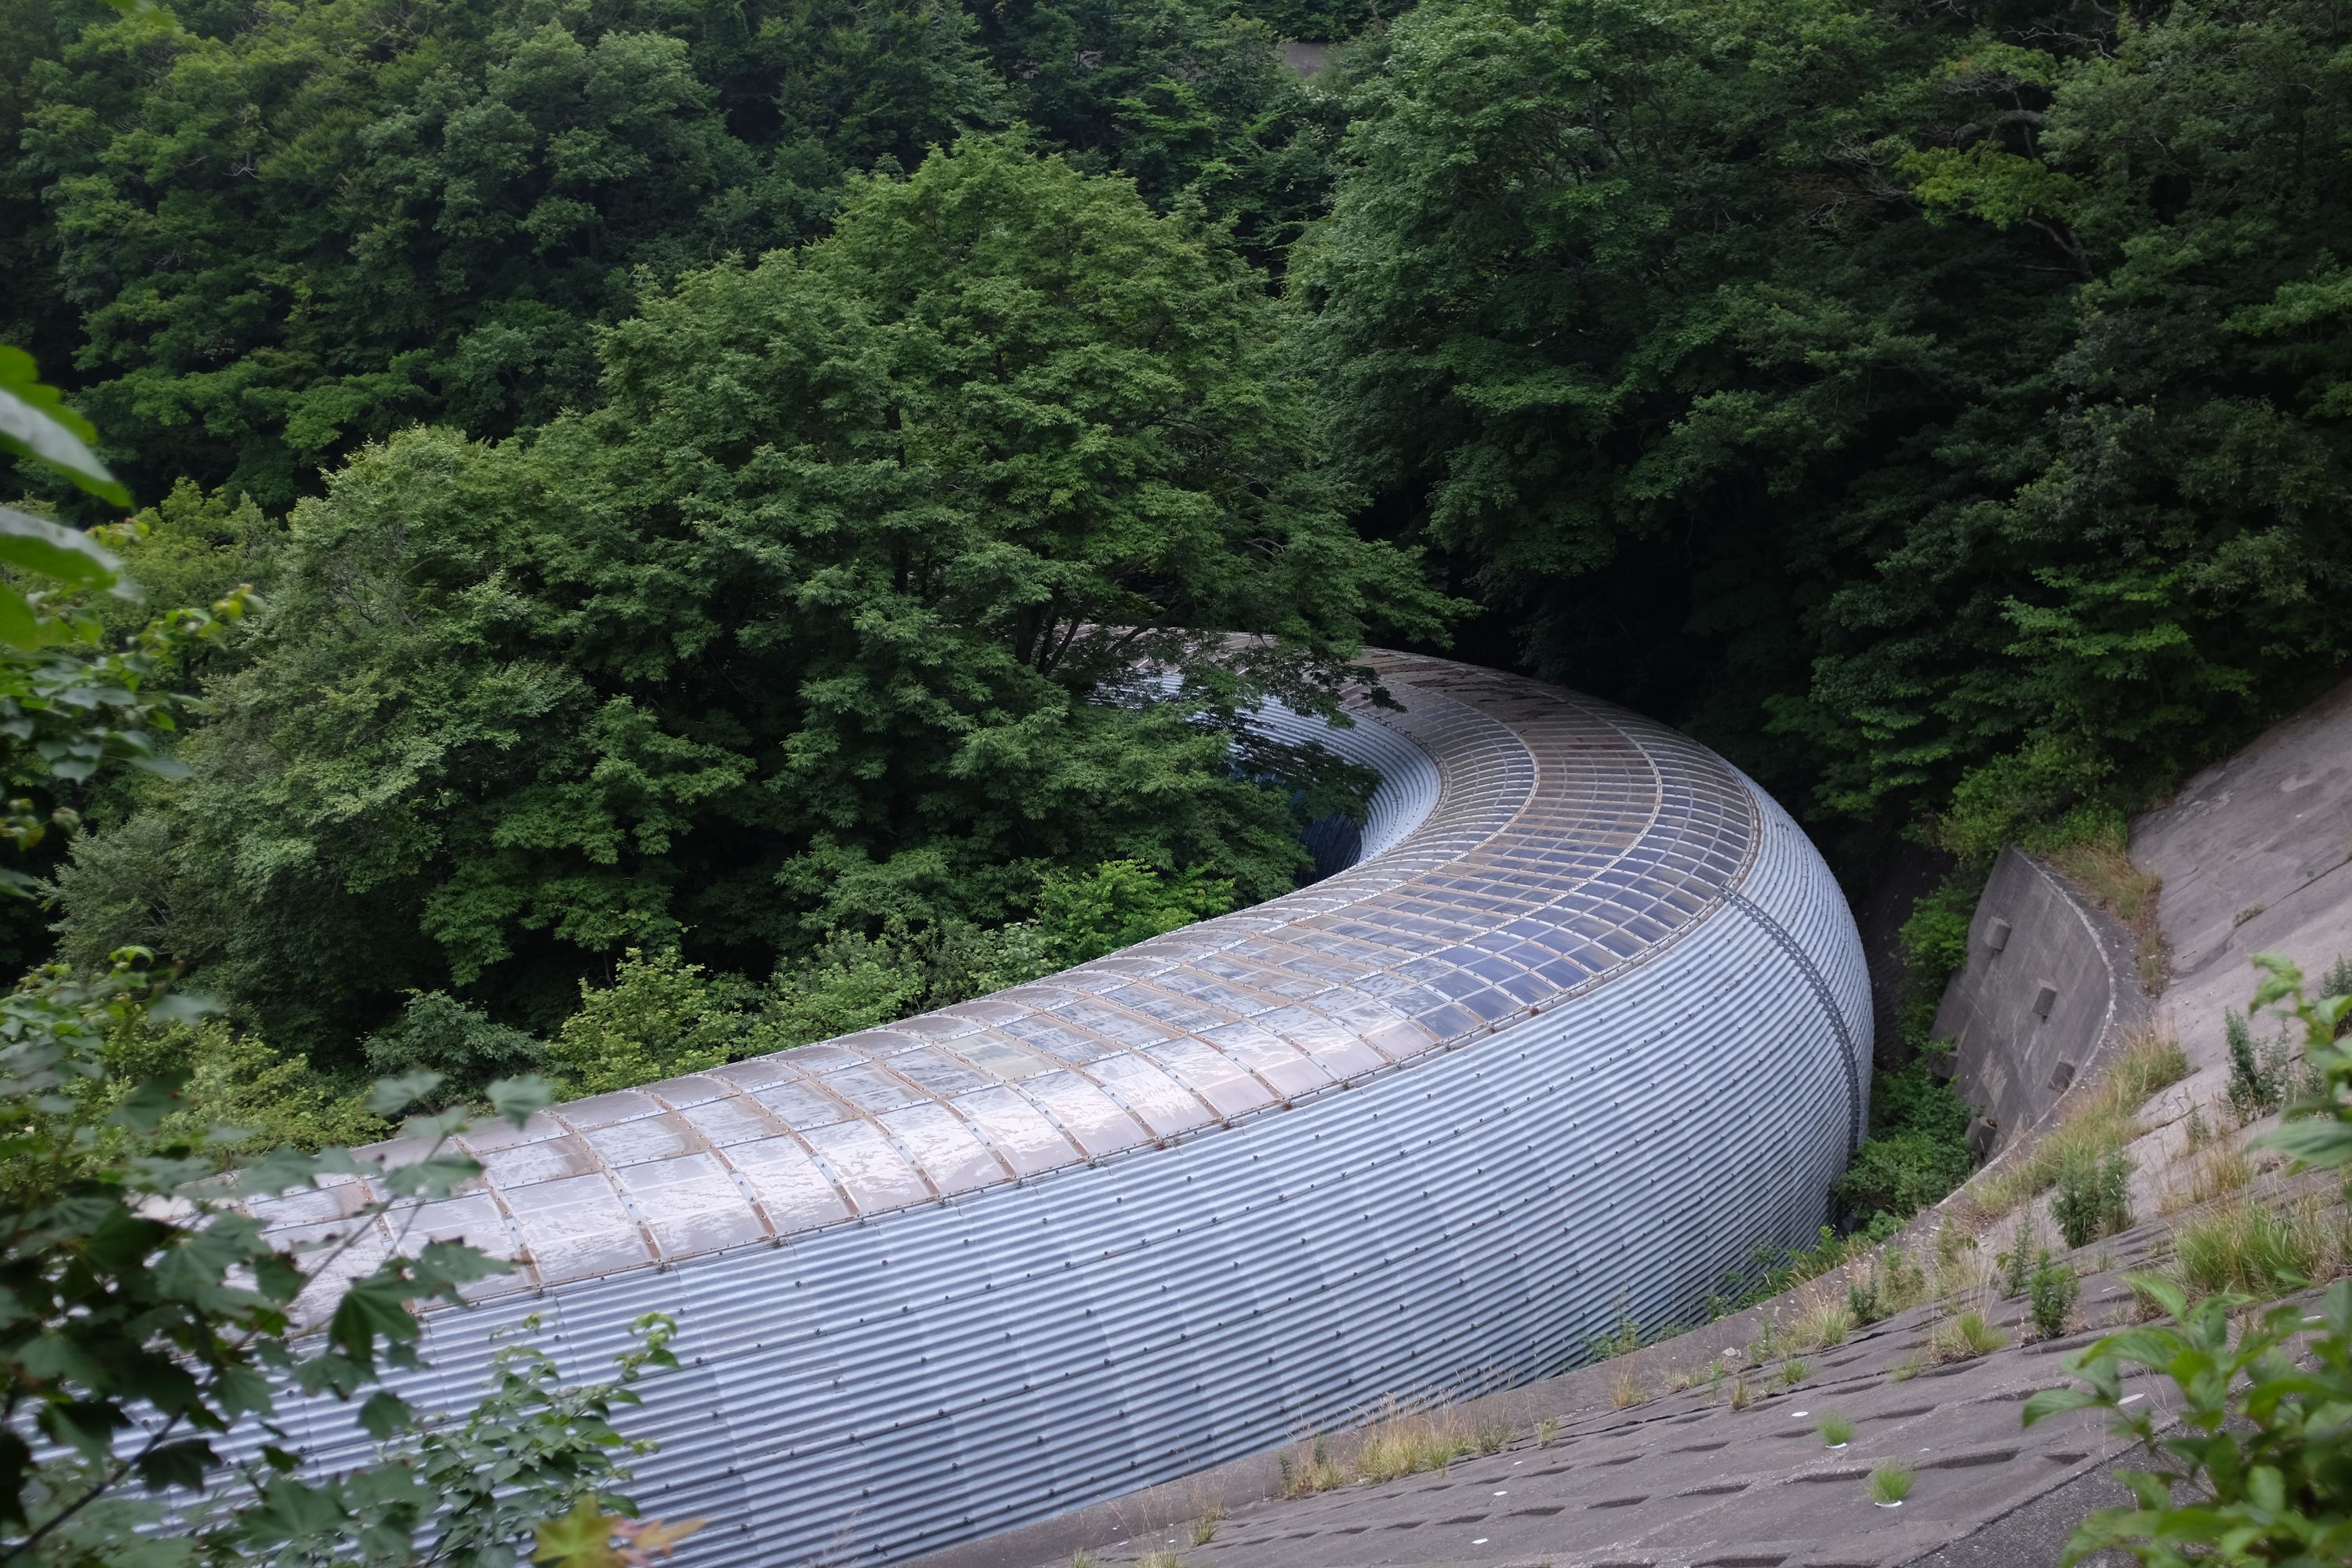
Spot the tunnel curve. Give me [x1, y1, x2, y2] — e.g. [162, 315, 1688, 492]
[251, 652, 1870, 1565]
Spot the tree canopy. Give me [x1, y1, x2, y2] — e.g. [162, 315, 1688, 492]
[52, 134, 1447, 1053]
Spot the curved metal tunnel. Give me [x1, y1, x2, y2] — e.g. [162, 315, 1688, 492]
[250, 652, 1871, 1565]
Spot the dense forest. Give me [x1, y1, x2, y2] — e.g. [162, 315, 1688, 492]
[3, 0, 2348, 1174]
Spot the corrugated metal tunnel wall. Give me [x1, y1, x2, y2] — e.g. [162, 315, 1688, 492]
[250, 653, 1870, 1566]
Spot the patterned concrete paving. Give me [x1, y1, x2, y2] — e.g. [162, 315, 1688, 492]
[1058, 1224, 2179, 1568]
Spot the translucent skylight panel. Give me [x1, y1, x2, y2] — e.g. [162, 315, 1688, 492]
[800, 1121, 931, 1214]
[500, 1174, 653, 1285]
[617, 1152, 768, 1258]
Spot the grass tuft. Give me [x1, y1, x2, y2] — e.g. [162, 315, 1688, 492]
[1354, 1404, 1470, 1485]
[1970, 1031, 2187, 1218]
[2045, 836, 2168, 990]
[1818, 1414, 1853, 1448]
[1790, 1284, 1852, 1350]
[1279, 1436, 1345, 1498]
[1610, 1365, 1646, 1410]
[1929, 1309, 2009, 1363]
[1869, 1462, 1915, 1506]
[2167, 1193, 2352, 1301]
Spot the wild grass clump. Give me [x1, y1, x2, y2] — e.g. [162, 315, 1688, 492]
[1886, 1352, 1923, 1381]
[1774, 1357, 1809, 1391]
[1726, 1370, 1753, 1410]
[1279, 1437, 1345, 1497]
[1355, 1419, 1463, 1484]
[2168, 1195, 2352, 1301]
[1609, 1366, 1646, 1410]
[1471, 1419, 1511, 1455]
[1869, 1462, 1915, 1506]
[1535, 1417, 1558, 1448]
[1818, 1414, 1853, 1449]
[1791, 1285, 1852, 1349]
[2045, 835, 2168, 990]
[1189, 1505, 1224, 1547]
[1971, 1032, 2187, 1218]
[1661, 1364, 1695, 1394]
[2160, 1139, 2254, 1216]
[1930, 1309, 2009, 1363]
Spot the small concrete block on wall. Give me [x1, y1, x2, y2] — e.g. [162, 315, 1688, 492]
[1931, 846, 2143, 1152]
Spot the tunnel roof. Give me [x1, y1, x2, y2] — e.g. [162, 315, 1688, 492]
[251, 653, 1759, 1298]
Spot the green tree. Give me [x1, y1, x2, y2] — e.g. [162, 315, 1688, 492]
[1301, 0, 2352, 833]
[14, 0, 1002, 504]
[56, 134, 1452, 1059]
[0, 355, 678, 1567]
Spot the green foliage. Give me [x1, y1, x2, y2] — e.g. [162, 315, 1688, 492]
[365, 993, 548, 1111]
[548, 951, 751, 1098]
[1896, 876, 1979, 1050]
[1305, 0, 2352, 829]
[53, 136, 1447, 1057]
[2028, 1252, 2080, 1338]
[7, 0, 1342, 505]
[2024, 1276, 2352, 1564]
[126, 1022, 389, 1154]
[191, 1315, 681, 1566]
[1033, 859, 1236, 967]
[2053, 1146, 2134, 1249]
[1832, 1064, 1973, 1228]
[0, 356, 673, 1566]
[13, 0, 1005, 504]
[2245, 953, 2352, 1181]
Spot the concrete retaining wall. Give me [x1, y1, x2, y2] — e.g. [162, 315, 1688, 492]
[1929, 846, 2143, 1155]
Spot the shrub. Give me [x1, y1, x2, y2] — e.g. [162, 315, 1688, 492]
[547, 949, 753, 1094]
[2027, 1252, 2079, 1338]
[1895, 877, 1980, 1050]
[365, 989, 547, 1107]
[1846, 1268, 1886, 1326]
[2053, 1147, 2133, 1248]
[1996, 1210, 2040, 1298]
[107, 1019, 388, 1155]
[2026, 1277, 2352, 1562]
[2224, 1008, 2295, 1119]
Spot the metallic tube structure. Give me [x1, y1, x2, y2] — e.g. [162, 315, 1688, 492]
[252, 652, 1869, 1564]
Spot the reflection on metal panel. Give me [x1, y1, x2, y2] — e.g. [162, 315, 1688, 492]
[249, 653, 1868, 1566]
